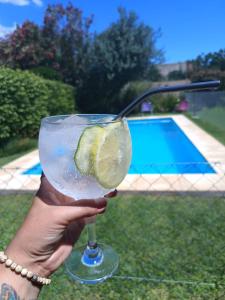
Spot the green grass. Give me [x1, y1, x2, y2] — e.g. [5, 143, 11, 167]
[1, 193, 225, 299]
[186, 107, 225, 146]
[198, 107, 225, 131]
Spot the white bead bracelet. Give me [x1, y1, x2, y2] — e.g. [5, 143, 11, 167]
[0, 251, 51, 285]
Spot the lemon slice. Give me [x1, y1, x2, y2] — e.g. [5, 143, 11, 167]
[74, 122, 132, 189]
[93, 122, 132, 188]
[74, 126, 103, 175]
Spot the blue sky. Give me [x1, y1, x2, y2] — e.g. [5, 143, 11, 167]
[0, 0, 224, 63]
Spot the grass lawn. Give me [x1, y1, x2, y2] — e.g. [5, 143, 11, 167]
[1, 193, 225, 299]
[198, 107, 225, 131]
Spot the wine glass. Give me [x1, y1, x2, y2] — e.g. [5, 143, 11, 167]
[38, 114, 132, 284]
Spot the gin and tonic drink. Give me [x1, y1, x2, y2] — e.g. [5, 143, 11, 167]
[39, 114, 132, 283]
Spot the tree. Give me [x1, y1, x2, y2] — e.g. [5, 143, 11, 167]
[0, 4, 163, 113]
[0, 3, 93, 86]
[145, 65, 162, 81]
[0, 21, 43, 69]
[190, 49, 225, 90]
[42, 3, 93, 87]
[192, 49, 225, 71]
[77, 7, 163, 113]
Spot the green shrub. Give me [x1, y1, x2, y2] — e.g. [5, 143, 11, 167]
[118, 81, 152, 113]
[0, 68, 75, 145]
[44, 79, 75, 115]
[30, 66, 62, 82]
[118, 81, 179, 114]
[0, 68, 48, 143]
[151, 94, 179, 113]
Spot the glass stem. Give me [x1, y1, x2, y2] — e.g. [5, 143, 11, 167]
[87, 222, 97, 248]
[81, 217, 103, 266]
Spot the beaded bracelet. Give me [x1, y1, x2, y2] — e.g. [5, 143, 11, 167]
[0, 251, 51, 286]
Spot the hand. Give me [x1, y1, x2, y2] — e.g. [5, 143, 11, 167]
[5, 174, 117, 278]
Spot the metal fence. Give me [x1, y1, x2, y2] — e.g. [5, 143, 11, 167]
[0, 164, 225, 299]
[186, 91, 225, 129]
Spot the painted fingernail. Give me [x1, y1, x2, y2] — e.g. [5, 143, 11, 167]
[105, 189, 118, 198]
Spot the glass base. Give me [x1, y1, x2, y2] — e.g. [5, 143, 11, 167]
[64, 243, 119, 284]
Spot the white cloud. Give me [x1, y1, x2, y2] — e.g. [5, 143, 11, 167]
[0, 0, 43, 6]
[0, 0, 29, 5]
[0, 23, 16, 38]
[32, 0, 42, 6]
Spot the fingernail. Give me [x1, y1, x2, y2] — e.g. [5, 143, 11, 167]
[106, 189, 118, 198]
[98, 208, 106, 214]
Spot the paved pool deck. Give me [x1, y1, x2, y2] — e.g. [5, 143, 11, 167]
[0, 115, 225, 193]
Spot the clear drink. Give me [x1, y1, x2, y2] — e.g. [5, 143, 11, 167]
[39, 114, 131, 199]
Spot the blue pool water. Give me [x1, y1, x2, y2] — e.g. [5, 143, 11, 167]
[23, 118, 215, 175]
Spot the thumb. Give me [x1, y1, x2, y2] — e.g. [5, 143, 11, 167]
[56, 198, 107, 223]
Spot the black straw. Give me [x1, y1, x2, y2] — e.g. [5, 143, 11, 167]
[114, 80, 220, 120]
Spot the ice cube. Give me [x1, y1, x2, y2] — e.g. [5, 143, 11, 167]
[62, 115, 87, 125]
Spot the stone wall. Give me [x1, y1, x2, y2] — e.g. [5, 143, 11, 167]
[157, 61, 193, 78]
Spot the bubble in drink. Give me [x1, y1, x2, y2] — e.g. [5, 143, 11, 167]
[39, 115, 132, 200]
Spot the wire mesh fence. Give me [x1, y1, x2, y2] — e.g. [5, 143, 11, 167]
[185, 91, 225, 131]
[0, 163, 225, 299]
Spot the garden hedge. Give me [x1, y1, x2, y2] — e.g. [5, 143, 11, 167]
[0, 68, 75, 145]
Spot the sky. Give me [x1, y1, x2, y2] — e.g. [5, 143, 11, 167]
[0, 0, 224, 63]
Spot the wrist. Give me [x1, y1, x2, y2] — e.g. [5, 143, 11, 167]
[5, 243, 50, 278]
[0, 263, 41, 299]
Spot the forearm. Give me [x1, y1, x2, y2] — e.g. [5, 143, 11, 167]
[0, 202, 47, 300]
[0, 264, 41, 300]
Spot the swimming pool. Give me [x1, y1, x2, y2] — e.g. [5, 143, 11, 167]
[23, 118, 215, 175]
